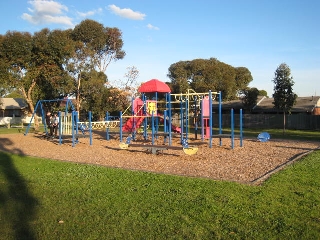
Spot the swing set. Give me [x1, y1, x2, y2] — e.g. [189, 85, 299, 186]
[24, 99, 93, 147]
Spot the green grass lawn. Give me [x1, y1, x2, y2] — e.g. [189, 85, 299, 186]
[0, 149, 320, 239]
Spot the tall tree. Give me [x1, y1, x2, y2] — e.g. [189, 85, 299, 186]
[258, 89, 268, 97]
[218, 61, 237, 100]
[0, 31, 35, 120]
[272, 63, 297, 134]
[167, 58, 252, 100]
[0, 34, 10, 96]
[0, 29, 74, 127]
[80, 70, 108, 120]
[123, 66, 140, 97]
[167, 61, 191, 93]
[70, 19, 125, 113]
[30, 29, 74, 100]
[241, 87, 259, 112]
[111, 66, 140, 98]
[235, 67, 253, 93]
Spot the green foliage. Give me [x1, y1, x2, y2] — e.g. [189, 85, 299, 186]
[0, 31, 33, 91]
[68, 19, 126, 112]
[272, 63, 297, 113]
[235, 67, 254, 90]
[0, 19, 126, 117]
[167, 61, 191, 93]
[71, 19, 125, 73]
[4, 90, 23, 98]
[0, 150, 319, 239]
[0, 28, 76, 121]
[242, 87, 259, 112]
[259, 89, 268, 97]
[168, 58, 253, 100]
[272, 63, 298, 133]
[80, 70, 108, 120]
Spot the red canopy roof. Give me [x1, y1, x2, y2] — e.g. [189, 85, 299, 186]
[138, 79, 171, 93]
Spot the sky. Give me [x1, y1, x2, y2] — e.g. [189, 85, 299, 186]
[0, 0, 319, 97]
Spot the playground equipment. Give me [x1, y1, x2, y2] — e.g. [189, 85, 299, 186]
[21, 84, 241, 152]
[24, 99, 93, 147]
[23, 85, 243, 153]
[171, 89, 219, 142]
[202, 91, 243, 149]
[117, 80, 199, 154]
[257, 132, 270, 142]
[117, 85, 244, 151]
[119, 135, 198, 155]
[171, 89, 243, 149]
[119, 95, 180, 142]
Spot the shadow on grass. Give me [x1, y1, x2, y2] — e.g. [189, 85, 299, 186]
[0, 137, 38, 240]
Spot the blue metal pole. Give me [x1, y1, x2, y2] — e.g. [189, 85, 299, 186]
[89, 111, 92, 145]
[24, 100, 41, 135]
[185, 98, 188, 140]
[240, 109, 243, 147]
[105, 111, 109, 140]
[219, 91, 222, 146]
[75, 112, 79, 140]
[155, 92, 158, 134]
[151, 111, 155, 145]
[143, 94, 147, 140]
[168, 93, 172, 146]
[76, 111, 80, 145]
[164, 110, 167, 144]
[39, 102, 47, 134]
[194, 97, 198, 140]
[209, 91, 213, 148]
[231, 108, 234, 149]
[58, 111, 62, 145]
[164, 110, 167, 132]
[119, 111, 123, 142]
[132, 97, 136, 140]
[71, 111, 75, 147]
[180, 100, 183, 143]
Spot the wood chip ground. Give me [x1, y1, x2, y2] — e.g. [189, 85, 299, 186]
[1, 132, 319, 185]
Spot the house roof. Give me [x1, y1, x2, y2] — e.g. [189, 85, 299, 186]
[0, 98, 28, 110]
[253, 96, 320, 113]
[212, 99, 244, 110]
[211, 96, 320, 113]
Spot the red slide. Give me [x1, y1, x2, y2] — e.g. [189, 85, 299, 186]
[122, 98, 145, 133]
[122, 117, 145, 133]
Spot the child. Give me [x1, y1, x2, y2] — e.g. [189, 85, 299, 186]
[45, 112, 52, 135]
[50, 113, 59, 137]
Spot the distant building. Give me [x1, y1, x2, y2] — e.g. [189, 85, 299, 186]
[252, 96, 320, 115]
[0, 98, 28, 117]
[213, 96, 320, 115]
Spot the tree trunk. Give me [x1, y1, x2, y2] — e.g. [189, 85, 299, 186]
[20, 80, 38, 129]
[76, 74, 81, 117]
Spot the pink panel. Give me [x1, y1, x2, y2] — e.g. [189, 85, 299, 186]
[133, 98, 144, 115]
[202, 96, 210, 117]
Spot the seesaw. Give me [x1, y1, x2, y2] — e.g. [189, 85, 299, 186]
[119, 138, 198, 156]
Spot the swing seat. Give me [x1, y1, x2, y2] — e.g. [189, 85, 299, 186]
[183, 146, 198, 155]
[119, 142, 129, 149]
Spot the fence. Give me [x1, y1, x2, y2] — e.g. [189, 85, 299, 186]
[220, 114, 320, 130]
[171, 113, 320, 130]
[0, 116, 42, 128]
[2, 114, 320, 130]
